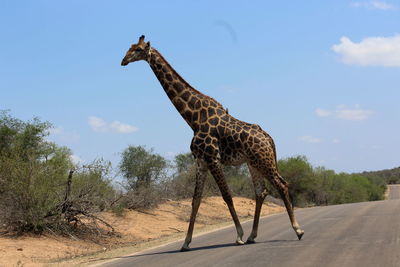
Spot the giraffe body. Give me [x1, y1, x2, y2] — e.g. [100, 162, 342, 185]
[121, 36, 304, 251]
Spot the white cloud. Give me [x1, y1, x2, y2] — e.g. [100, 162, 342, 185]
[336, 107, 373, 121]
[316, 105, 373, 121]
[371, 0, 395, 9]
[351, 1, 396, 10]
[332, 35, 400, 67]
[88, 116, 108, 132]
[332, 138, 341, 144]
[110, 121, 138, 133]
[315, 108, 332, 117]
[300, 135, 322, 144]
[88, 116, 138, 134]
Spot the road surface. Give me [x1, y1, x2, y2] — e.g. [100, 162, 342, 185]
[389, 184, 400, 200]
[100, 185, 400, 267]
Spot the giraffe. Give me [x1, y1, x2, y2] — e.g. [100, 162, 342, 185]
[121, 35, 304, 251]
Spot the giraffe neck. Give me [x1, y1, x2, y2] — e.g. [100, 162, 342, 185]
[147, 48, 225, 131]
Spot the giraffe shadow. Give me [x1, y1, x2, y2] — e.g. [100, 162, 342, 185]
[88, 240, 301, 264]
[105, 240, 298, 261]
[260, 239, 298, 243]
[107, 243, 240, 260]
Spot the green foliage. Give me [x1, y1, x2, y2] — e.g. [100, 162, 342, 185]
[118, 145, 169, 210]
[69, 160, 115, 213]
[224, 165, 253, 198]
[174, 152, 195, 174]
[277, 156, 317, 206]
[168, 153, 198, 199]
[0, 111, 69, 232]
[0, 111, 115, 234]
[277, 156, 386, 206]
[119, 145, 168, 190]
[360, 167, 400, 185]
[166, 152, 386, 207]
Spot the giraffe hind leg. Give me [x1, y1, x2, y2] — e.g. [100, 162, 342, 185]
[272, 172, 304, 240]
[246, 164, 268, 244]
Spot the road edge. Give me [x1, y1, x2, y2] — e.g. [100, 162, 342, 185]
[58, 210, 287, 267]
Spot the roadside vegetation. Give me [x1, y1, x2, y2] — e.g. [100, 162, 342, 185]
[0, 111, 116, 235]
[0, 111, 392, 236]
[360, 167, 400, 184]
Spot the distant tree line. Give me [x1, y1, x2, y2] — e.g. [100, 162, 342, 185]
[117, 146, 387, 209]
[0, 111, 390, 235]
[275, 156, 386, 207]
[359, 167, 400, 185]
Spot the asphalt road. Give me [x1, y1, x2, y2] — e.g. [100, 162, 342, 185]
[101, 185, 400, 267]
[389, 184, 400, 200]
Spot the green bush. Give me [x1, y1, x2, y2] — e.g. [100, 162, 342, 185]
[119, 145, 168, 190]
[277, 156, 317, 206]
[277, 157, 386, 206]
[225, 165, 253, 198]
[361, 167, 400, 185]
[0, 111, 116, 234]
[118, 145, 169, 210]
[69, 160, 115, 212]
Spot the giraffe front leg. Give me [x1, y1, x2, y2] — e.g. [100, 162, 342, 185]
[181, 159, 207, 252]
[208, 160, 244, 245]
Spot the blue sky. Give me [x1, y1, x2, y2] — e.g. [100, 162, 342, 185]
[1, 0, 399, 173]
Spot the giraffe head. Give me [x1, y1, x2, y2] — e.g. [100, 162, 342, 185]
[121, 35, 151, 66]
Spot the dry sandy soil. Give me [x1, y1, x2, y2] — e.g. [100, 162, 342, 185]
[0, 196, 284, 267]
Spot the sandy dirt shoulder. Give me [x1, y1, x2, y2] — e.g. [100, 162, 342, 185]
[0, 196, 285, 267]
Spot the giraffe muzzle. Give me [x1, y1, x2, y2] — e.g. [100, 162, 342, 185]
[121, 58, 129, 66]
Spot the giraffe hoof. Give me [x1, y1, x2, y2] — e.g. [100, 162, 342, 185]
[296, 229, 305, 240]
[246, 238, 256, 244]
[180, 246, 191, 252]
[236, 239, 245, 245]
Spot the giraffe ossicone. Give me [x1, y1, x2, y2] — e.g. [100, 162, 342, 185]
[121, 35, 304, 251]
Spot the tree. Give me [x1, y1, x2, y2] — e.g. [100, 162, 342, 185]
[0, 111, 72, 232]
[277, 156, 316, 206]
[0, 111, 116, 234]
[119, 145, 168, 190]
[174, 152, 195, 175]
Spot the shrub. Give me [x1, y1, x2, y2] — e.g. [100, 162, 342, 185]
[277, 156, 386, 206]
[0, 111, 116, 234]
[119, 145, 168, 190]
[118, 145, 169, 210]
